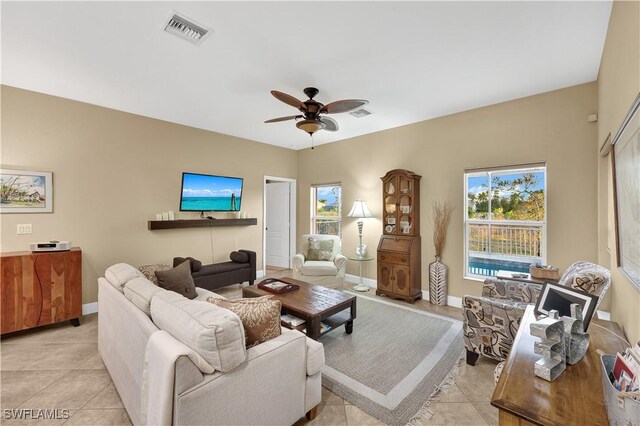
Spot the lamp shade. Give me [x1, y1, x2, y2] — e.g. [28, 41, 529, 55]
[347, 200, 373, 218]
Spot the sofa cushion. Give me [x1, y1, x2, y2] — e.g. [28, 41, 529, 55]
[173, 257, 203, 272]
[307, 238, 335, 261]
[139, 264, 171, 285]
[150, 292, 247, 372]
[567, 272, 607, 297]
[123, 277, 165, 316]
[192, 261, 250, 277]
[230, 251, 250, 263]
[155, 261, 197, 300]
[105, 263, 145, 292]
[301, 261, 338, 276]
[207, 296, 281, 348]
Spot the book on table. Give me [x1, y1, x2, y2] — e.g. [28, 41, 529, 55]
[301, 322, 331, 335]
[281, 314, 305, 327]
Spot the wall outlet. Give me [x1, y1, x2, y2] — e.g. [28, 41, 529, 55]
[17, 224, 32, 235]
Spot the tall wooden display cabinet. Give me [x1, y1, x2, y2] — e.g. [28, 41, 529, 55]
[377, 169, 422, 303]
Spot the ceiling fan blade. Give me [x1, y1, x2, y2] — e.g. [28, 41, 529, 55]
[320, 116, 339, 132]
[264, 115, 302, 123]
[271, 90, 307, 110]
[320, 99, 369, 114]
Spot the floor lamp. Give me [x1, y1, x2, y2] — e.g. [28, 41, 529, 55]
[347, 200, 373, 258]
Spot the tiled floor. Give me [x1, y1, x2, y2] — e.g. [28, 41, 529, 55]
[1, 268, 499, 425]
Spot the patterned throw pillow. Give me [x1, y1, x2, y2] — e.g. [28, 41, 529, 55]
[207, 296, 282, 348]
[569, 272, 607, 296]
[139, 264, 171, 285]
[306, 238, 335, 261]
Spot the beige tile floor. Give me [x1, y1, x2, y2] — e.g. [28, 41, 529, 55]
[1, 268, 499, 425]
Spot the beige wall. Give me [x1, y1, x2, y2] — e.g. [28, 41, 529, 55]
[297, 83, 599, 303]
[596, 0, 640, 343]
[0, 86, 297, 304]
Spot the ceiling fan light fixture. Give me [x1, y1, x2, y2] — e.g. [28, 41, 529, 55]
[296, 119, 325, 135]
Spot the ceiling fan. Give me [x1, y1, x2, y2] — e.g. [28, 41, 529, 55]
[265, 87, 369, 139]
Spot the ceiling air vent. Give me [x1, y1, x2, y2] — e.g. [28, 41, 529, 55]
[349, 109, 372, 118]
[164, 12, 212, 45]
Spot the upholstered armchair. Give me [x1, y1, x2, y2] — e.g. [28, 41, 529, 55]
[292, 234, 347, 290]
[463, 261, 611, 366]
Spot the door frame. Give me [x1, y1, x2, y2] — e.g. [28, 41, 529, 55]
[263, 175, 297, 275]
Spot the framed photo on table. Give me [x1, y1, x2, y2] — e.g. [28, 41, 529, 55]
[534, 282, 598, 331]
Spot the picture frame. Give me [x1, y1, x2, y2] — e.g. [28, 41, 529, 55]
[0, 169, 53, 213]
[611, 93, 640, 291]
[534, 282, 598, 331]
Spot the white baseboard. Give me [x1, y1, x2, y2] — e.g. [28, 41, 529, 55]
[345, 274, 377, 289]
[257, 270, 265, 279]
[597, 310, 611, 320]
[421, 291, 463, 308]
[82, 302, 98, 315]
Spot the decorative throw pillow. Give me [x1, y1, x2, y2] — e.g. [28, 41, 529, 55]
[306, 238, 334, 261]
[154, 260, 197, 299]
[206, 296, 282, 348]
[139, 264, 171, 285]
[568, 272, 607, 296]
[230, 251, 249, 263]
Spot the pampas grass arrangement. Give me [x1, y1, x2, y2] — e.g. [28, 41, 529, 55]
[432, 201, 453, 258]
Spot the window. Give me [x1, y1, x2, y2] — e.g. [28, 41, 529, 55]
[464, 165, 546, 279]
[311, 184, 342, 236]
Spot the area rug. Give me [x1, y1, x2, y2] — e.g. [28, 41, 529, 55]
[320, 292, 464, 425]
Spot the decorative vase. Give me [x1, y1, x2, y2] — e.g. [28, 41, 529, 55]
[429, 256, 448, 306]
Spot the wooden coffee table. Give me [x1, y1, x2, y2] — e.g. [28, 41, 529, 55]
[242, 277, 356, 340]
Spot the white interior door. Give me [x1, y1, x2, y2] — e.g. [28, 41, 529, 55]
[265, 182, 290, 268]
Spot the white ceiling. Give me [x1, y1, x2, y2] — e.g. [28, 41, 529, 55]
[1, 1, 612, 150]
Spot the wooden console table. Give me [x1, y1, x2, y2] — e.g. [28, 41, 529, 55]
[491, 305, 628, 425]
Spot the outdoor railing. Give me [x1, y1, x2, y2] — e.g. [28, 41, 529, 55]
[468, 221, 543, 258]
[315, 219, 341, 236]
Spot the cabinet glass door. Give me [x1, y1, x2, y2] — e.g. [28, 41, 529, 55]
[398, 175, 414, 235]
[383, 178, 398, 235]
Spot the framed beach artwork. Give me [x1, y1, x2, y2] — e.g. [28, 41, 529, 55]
[0, 169, 53, 213]
[611, 93, 640, 291]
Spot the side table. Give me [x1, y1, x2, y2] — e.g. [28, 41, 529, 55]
[496, 269, 559, 285]
[492, 305, 628, 425]
[347, 256, 374, 292]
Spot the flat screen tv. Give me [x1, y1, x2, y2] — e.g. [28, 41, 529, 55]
[180, 172, 243, 212]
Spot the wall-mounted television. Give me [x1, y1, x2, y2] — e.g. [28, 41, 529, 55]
[180, 172, 243, 212]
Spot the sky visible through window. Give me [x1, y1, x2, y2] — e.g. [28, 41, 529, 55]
[316, 186, 339, 206]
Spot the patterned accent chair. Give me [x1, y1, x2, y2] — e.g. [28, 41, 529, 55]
[462, 261, 611, 366]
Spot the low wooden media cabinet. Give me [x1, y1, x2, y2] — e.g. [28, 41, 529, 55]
[1, 248, 82, 334]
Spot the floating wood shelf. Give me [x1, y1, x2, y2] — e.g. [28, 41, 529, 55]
[148, 218, 257, 230]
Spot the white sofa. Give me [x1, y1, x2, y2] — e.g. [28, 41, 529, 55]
[292, 234, 347, 289]
[98, 263, 324, 426]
